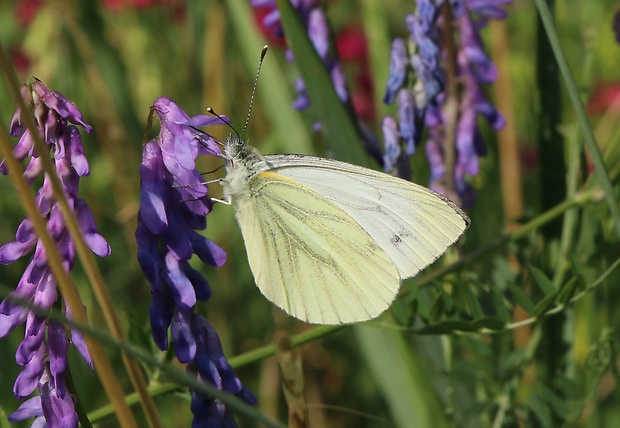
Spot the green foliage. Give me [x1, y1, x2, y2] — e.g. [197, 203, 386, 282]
[1, 0, 620, 427]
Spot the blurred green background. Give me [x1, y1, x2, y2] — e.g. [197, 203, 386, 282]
[1, 0, 620, 427]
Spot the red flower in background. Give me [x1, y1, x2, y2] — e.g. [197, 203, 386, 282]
[337, 25, 375, 122]
[101, 0, 171, 11]
[587, 82, 620, 115]
[15, 0, 43, 27]
[252, 6, 286, 48]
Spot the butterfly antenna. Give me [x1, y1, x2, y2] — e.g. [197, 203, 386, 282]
[241, 45, 268, 138]
[206, 107, 239, 140]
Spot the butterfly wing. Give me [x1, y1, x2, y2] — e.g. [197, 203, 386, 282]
[232, 170, 401, 324]
[262, 155, 470, 279]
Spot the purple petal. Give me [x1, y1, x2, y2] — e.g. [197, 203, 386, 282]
[65, 304, 93, 368]
[455, 108, 480, 176]
[178, 203, 209, 229]
[15, 218, 35, 242]
[163, 216, 193, 261]
[164, 252, 197, 309]
[16, 315, 46, 366]
[8, 396, 43, 422]
[0, 263, 38, 336]
[40, 371, 78, 428]
[136, 220, 163, 287]
[153, 97, 198, 171]
[397, 89, 417, 155]
[382, 116, 401, 172]
[47, 204, 66, 240]
[183, 114, 230, 128]
[14, 342, 45, 398]
[67, 125, 89, 176]
[172, 169, 209, 205]
[33, 270, 58, 310]
[308, 8, 329, 59]
[75, 199, 111, 257]
[189, 233, 227, 267]
[139, 141, 168, 234]
[47, 322, 69, 393]
[150, 286, 173, 350]
[162, 149, 197, 189]
[384, 38, 408, 105]
[0, 307, 28, 338]
[32, 80, 92, 133]
[184, 262, 212, 301]
[330, 62, 349, 103]
[36, 175, 55, 215]
[0, 239, 37, 264]
[23, 156, 43, 183]
[171, 308, 196, 363]
[9, 85, 32, 137]
[426, 139, 446, 182]
[292, 77, 310, 111]
[12, 130, 36, 162]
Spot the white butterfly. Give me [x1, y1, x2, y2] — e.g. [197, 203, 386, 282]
[221, 136, 469, 325]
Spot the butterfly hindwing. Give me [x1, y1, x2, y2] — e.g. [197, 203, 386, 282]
[232, 170, 401, 324]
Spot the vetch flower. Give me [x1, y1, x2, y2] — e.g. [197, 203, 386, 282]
[384, 38, 408, 105]
[136, 97, 256, 426]
[251, 0, 351, 113]
[381, 0, 510, 207]
[1, 80, 107, 427]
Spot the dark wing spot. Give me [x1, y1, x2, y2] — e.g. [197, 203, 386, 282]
[391, 234, 403, 245]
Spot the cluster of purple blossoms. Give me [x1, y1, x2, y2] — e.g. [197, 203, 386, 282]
[136, 97, 256, 426]
[251, 0, 349, 113]
[383, 0, 510, 207]
[0, 81, 111, 427]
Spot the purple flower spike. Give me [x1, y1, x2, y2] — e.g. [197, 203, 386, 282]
[382, 0, 511, 207]
[1, 80, 108, 426]
[189, 315, 257, 427]
[397, 89, 418, 155]
[136, 97, 254, 426]
[252, 0, 350, 121]
[384, 38, 408, 104]
[382, 116, 401, 173]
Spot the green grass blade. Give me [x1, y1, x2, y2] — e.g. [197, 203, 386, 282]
[226, 0, 313, 155]
[534, 0, 620, 239]
[275, 0, 371, 166]
[355, 325, 448, 428]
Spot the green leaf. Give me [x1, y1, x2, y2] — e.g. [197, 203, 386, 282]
[569, 254, 590, 285]
[226, 0, 314, 154]
[275, 0, 370, 166]
[0, 406, 10, 428]
[489, 285, 512, 322]
[529, 391, 553, 428]
[529, 265, 556, 294]
[464, 284, 484, 319]
[532, 291, 558, 317]
[556, 276, 579, 305]
[356, 325, 449, 428]
[535, 0, 620, 239]
[507, 282, 535, 315]
[390, 296, 413, 326]
[429, 292, 445, 323]
[538, 383, 568, 419]
[555, 375, 581, 401]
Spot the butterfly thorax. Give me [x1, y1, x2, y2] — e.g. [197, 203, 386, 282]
[223, 135, 265, 201]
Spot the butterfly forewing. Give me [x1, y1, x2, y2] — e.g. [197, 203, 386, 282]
[262, 155, 470, 279]
[233, 170, 401, 324]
